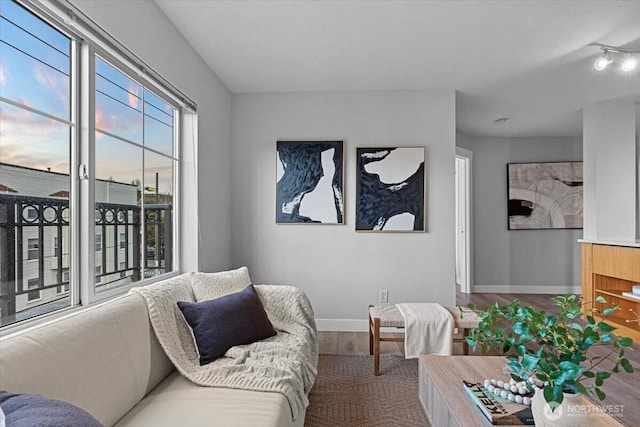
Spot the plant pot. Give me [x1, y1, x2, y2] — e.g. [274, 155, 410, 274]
[531, 388, 586, 427]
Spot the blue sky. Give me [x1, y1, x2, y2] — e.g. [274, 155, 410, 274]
[0, 0, 175, 196]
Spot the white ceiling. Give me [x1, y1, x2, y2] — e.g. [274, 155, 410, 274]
[154, 0, 640, 137]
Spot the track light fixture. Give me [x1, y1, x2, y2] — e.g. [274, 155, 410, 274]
[621, 57, 638, 72]
[594, 46, 639, 72]
[593, 49, 612, 70]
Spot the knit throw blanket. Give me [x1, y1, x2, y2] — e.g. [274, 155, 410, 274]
[129, 276, 318, 421]
[396, 303, 454, 358]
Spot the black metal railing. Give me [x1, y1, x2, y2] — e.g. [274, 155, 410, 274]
[0, 194, 172, 324]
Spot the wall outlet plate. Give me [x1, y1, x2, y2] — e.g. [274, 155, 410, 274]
[379, 289, 389, 303]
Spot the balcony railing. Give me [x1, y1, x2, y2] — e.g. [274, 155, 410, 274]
[0, 194, 172, 326]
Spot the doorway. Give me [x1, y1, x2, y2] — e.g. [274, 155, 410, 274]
[455, 147, 472, 293]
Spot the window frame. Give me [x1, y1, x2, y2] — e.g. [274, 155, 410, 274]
[0, 0, 189, 331]
[26, 238, 40, 261]
[118, 231, 126, 250]
[26, 278, 42, 302]
[95, 233, 102, 252]
[85, 45, 181, 304]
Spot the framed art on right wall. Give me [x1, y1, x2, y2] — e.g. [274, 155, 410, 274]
[507, 161, 583, 230]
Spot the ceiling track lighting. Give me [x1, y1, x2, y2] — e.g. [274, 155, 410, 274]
[594, 46, 639, 72]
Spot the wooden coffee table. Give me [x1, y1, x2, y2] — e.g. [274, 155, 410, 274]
[418, 355, 626, 427]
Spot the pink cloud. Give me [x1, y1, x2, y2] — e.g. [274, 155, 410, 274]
[128, 84, 140, 110]
[0, 102, 65, 137]
[94, 101, 141, 140]
[0, 111, 69, 173]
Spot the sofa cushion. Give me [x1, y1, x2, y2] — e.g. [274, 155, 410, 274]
[177, 285, 276, 365]
[0, 390, 102, 427]
[114, 372, 304, 427]
[190, 266, 252, 302]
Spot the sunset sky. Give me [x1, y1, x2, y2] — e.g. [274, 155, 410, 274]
[0, 0, 175, 197]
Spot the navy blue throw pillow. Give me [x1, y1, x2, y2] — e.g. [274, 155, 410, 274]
[0, 390, 103, 427]
[177, 284, 276, 365]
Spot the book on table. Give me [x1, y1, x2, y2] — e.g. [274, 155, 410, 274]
[462, 380, 534, 425]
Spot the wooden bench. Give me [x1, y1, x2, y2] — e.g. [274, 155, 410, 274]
[368, 304, 481, 375]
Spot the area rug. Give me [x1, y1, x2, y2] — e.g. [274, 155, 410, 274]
[304, 354, 431, 427]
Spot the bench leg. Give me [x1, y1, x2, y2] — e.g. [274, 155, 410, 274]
[368, 305, 373, 356]
[462, 328, 470, 355]
[373, 317, 381, 375]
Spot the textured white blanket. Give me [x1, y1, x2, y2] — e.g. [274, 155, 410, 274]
[396, 303, 454, 358]
[130, 276, 318, 421]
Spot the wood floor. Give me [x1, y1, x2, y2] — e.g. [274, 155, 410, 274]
[317, 290, 640, 426]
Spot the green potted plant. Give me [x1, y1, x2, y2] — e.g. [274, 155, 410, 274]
[465, 294, 634, 426]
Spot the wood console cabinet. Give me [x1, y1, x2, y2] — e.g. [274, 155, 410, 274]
[582, 242, 640, 342]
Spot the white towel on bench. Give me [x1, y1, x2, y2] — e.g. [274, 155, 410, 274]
[396, 303, 454, 358]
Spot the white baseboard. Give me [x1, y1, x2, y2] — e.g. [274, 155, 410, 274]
[315, 318, 368, 332]
[316, 285, 581, 331]
[472, 285, 581, 294]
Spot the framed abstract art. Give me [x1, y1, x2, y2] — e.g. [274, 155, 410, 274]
[507, 161, 583, 230]
[276, 140, 344, 224]
[355, 146, 425, 232]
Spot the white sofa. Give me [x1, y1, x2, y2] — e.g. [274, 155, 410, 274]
[0, 274, 316, 426]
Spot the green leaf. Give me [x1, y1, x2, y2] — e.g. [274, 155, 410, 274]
[602, 308, 616, 316]
[595, 295, 606, 303]
[518, 336, 533, 345]
[513, 321, 525, 335]
[582, 371, 595, 378]
[595, 371, 611, 387]
[618, 337, 633, 347]
[573, 382, 589, 396]
[595, 387, 606, 401]
[586, 315, 595, 325]
[522, 354, 540, 372]
[597, 322, 616, 333]
[544, 385, 564, 406]
[621, 358, 634, 373]
[558, 361, 583, 382]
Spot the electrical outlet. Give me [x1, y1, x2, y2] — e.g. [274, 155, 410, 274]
[379, 289, 389, 303]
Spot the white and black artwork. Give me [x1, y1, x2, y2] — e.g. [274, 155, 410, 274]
[356, 147, 425, 232]
[507, 161, 583, 230]
[276, 140, 344, 224]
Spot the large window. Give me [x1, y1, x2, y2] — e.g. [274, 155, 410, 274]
[0, 0, 185, 328]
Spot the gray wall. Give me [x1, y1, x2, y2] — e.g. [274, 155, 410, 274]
[231, 91, 456, 329]
[70, 0, 233, 272]
[457, 134, 583, 293]
[583, 100, 637, 241]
